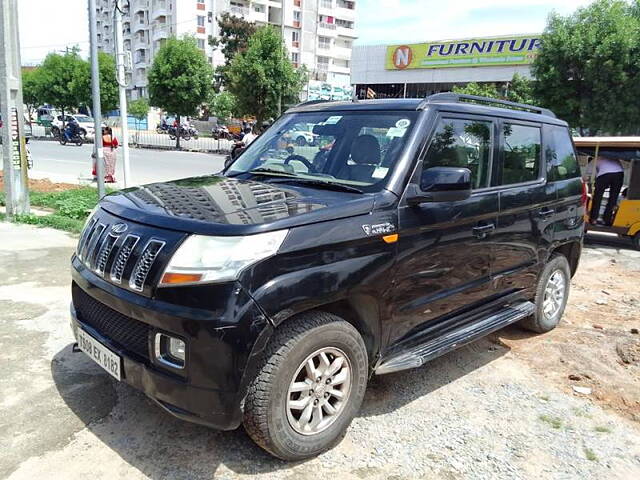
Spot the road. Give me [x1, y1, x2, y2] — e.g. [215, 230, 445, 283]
[26, 139, 227, 185]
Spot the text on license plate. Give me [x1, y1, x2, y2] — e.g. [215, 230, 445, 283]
[77, 328, 122, 381]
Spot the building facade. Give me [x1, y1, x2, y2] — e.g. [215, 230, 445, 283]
[351, 34, 540, 99]
[95, 0, 357, 101]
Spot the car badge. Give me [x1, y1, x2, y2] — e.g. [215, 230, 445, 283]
[111, 223, 128, 234]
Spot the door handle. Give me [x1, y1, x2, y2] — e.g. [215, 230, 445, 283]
[538, 208, 555, 219]
[472, 223, 495, 239]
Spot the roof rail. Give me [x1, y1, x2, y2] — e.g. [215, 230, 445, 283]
[295, 99, 331, 107]
[421, 93, 556, 118]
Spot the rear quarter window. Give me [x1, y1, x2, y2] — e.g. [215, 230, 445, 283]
[546, 125, 581, 181]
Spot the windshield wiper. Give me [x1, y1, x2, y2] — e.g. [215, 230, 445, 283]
[226, 167, 299, 178]
[268, 177, 364, 194]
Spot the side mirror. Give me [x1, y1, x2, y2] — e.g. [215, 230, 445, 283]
[407, 167, 472, 205]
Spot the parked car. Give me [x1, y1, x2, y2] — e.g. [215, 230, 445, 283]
[69, 94, 584, 461]
[51, 114, 95, 138]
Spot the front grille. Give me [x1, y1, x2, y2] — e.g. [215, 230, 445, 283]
[75, 209, 181, 296]
[72, 284, 150, 360]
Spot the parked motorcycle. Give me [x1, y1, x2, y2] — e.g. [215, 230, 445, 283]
[211, 124, 231, 140]
[156, 122, 170, 134]
[168, 124, 197, 141]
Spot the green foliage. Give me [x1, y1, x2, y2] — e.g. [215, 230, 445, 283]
[453, 82, 500, 98]
[453, 73, 536, 105]
[37, 48, 87, 115]
[129, 98, 150, 120]
[29, 188, 100, 219]
[539, 414, 563, 429]
[532, 0, 640, 135]
[209, 12, 257, 88]
[33, 48, 118, 115]
[12, 214, 85, 234]
[22, 69, 44, 122]
[148, 36, 214, 117]
[209, 91, 236, 123]
[227, 26, 306, 125]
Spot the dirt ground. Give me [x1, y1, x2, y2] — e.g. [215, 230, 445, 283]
[1, 223, 639, 479]
[0, 172, 79, 193]
[494, 233, 640, 422]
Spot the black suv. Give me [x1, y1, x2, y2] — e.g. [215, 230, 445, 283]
[70, 94, 585, 460]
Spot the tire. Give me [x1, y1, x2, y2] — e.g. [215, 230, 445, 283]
[182, 134, 191, 141]
[520, 254, 571, 333]
[296, 136, 307, 146]
[59, 137, 66, 146]
[75, 138, 83, 146]
[51, 126, 60, 137]
[633, 233, 640, 250]
[193, 134, 199, 140]
[169, 134, 176, 140]
[156, 127, 164, 134]
[243, 311, 368, 461]
[78, 128, 87, 138]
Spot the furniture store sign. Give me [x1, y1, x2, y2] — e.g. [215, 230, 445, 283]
[386, 35, 541, 70]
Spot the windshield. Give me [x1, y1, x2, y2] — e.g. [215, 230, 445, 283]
[226, 111, 418, 192]
[74, 115, 93, 123]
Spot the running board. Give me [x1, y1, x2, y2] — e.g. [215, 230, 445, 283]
[375, 301, 535, 375]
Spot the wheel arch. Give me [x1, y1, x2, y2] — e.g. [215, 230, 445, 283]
[549, 240, 582, 277]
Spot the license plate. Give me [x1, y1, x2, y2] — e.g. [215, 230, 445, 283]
[77, 328, 122, 381]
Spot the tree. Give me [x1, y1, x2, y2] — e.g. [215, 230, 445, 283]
[452, 74, 536, 105]
[128, 98, 150, 130]
[532, 0, 640, 135]
[22, 69, 44, 124]
[227, 26, 306, 126]
[209, 91, 236, 123]
[452, 82, 500, 98]
[148, 36, 214, 148]
[36, 48, 87, 122]
[209, 12, 257, 88]
[74, 52, 120, 113]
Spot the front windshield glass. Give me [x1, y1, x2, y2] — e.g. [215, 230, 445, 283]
[226, 111, 418, 193]
[75, 115, 93, 123]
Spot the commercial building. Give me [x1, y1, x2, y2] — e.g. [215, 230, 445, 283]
[351, 34, 540, 99]
[94, 0, 357, 101]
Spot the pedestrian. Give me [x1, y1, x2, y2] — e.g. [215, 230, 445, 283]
[92, 126, 119, 183]
[589, 152, 625, 225]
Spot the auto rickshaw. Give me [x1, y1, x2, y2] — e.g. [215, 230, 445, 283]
[574, 136, 640, 249]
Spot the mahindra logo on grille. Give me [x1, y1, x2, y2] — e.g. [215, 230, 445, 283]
[111, 223, 128, 234]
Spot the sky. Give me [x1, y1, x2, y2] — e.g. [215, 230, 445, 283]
[18, 0, 595, 64]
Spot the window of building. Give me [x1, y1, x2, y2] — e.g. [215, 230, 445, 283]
[321, 0, 333, 8]
[293, 10, 301, 21]
[337, 0, 355, 9]
[197, 15, 205, 26]
[498, 123, 541, 185]
[197, 38, 205, 49]
[336, 18, 354, 28]
[318, 36, 330, 49]
[291, 52, 299, 63]
[423, 118, 494, 190]
[291, 31, 300, 43]
[545, 125, 581, 181]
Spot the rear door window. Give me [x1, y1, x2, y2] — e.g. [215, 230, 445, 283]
[497, 123, 541, 185]
[545, 125, 581, 181]
[422, 117, 494, 190]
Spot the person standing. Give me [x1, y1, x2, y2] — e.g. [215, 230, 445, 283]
[589, 153, 625, 225]
[93, 126, 119, 183]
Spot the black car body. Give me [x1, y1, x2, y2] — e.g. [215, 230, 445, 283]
[70, 94, 584, 459]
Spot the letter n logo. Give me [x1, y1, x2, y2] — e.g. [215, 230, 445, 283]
[393, 46, 412, 69]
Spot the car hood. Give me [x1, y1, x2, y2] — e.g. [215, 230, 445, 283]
[100, 175, 375, 235]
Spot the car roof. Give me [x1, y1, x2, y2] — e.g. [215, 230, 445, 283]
[287, 94, 567, 126]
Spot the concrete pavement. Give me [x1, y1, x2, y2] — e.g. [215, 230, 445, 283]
[27, 140, 227, 186]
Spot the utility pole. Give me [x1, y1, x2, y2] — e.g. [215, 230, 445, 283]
[278, 1, 285, 116]
[88, 0, 105, 198]
[114, 0, 132, 187]
[0, 0, 29, 217]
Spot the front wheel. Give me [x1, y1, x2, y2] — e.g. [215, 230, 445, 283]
[59, 136, 67, 145]
[169, 134, 176, 140]
[296, 136, 307, 146]
[520, 255, 571, 333]
[243, 311, 368, 461]
[632, 232, 640, 250]
[75, 138, 83, 146]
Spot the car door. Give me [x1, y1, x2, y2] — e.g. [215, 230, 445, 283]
[491, 120, 555, 298]
[388, 113, 499, 346]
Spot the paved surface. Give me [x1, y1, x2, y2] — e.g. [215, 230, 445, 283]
[1, 222, 640, 479]
[26, 140, 227, 186]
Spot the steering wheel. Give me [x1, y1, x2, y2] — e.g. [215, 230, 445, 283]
[284, 154, 316, 173]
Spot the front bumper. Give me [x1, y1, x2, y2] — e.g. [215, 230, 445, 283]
[71, 258, 273, 430]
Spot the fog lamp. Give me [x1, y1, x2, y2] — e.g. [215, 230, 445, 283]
[154, 333, 186, 369]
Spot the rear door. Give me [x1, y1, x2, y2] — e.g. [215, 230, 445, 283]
[491, 120, 555, 298]
[388, 113, 499, 345]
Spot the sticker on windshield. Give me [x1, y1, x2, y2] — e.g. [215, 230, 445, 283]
[386, 127, 407, 138]
[324, 115, 342, 125]
[372, 167, 388, 179]
[396, 118, 411, 128]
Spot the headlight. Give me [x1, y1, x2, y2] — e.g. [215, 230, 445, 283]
[159, 229, 289, 286]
